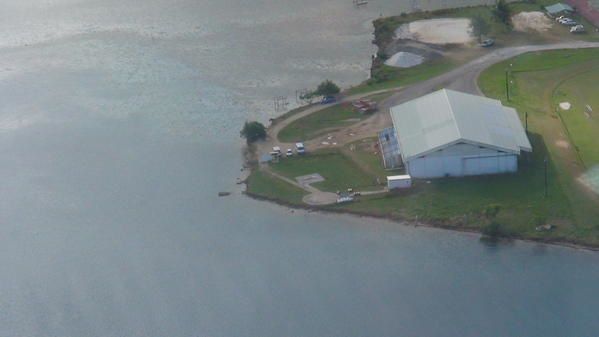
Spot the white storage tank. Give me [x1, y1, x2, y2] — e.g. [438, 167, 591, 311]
[387, 175, 412, 189]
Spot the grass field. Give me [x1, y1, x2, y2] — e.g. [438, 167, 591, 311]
[478, 48, 599, 243]
[335, 134, 572, 234]
[348, 60, 456, 95]
[245, 170, 307, 204]
[554, 68, 599, 167]
[269, 150, 383, 192]
[277, 92, 390, 142]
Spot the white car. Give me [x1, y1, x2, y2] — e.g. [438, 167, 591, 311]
[336, 196, 354, 204]
[570, 25, 585, 33]
[555, 15, 566, 21]
[286, 149, 293, 157]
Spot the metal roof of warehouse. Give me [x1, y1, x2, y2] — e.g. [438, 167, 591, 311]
[545, 3, 573, 14]
[390, 89, 532, 161]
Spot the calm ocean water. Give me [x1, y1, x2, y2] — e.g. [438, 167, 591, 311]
[1, 1, 598, 336]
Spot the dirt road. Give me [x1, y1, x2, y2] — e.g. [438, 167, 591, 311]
[256, 41, 599, 158]
[256, 88, 401, 156]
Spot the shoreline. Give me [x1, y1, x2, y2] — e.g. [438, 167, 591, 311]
[243, 5, 599, 253]
[243, 188, 599, 252]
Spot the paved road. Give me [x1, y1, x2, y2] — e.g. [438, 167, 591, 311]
[379, 41, 599, 127]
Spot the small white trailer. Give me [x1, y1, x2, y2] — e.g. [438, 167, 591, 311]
[387, 175, 412, 189]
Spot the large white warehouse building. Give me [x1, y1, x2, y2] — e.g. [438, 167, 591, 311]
[390, 89, 532, 178]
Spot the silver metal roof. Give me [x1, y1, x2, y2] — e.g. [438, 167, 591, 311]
[390, 89, 532, 161]
[545, 3, 573, 14]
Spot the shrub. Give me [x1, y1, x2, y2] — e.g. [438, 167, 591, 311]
[313, 80, 340, 97]
[484, 204, 501, 219]
[482, 221, 505, 238]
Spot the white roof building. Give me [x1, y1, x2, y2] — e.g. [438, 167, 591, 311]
[390, 89, 532, 178]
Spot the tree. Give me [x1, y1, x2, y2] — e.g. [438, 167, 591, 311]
[470, 15, 490, 43]
[494, 0, 512, 26]
[240, 121, 266, 144]
[313, 80, 340, 97]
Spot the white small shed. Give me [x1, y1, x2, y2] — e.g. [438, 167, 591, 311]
[387, 175, 412, 189]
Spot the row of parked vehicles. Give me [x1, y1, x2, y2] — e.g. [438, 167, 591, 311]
[271, 142, 305, 158]
[555, 15, 585, 33]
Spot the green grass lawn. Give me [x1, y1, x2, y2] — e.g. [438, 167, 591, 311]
[348, 60, 456, 95]
[269, 150, 382, 192]
[246, 170, 307, 204]
[342, 138, 403, 179]
[334, 133, 573, 236]
[278, 92, 390, 142]
[554, 67, 599, 167]
[478, 48, 599, 243]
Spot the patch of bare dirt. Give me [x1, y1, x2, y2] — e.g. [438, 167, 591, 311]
[512, 12, 553, 33]
[395, 18, 474, 45]
[556, 140, 570, 149]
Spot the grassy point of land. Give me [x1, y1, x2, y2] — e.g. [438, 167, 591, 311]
[278, 92, 391, 142]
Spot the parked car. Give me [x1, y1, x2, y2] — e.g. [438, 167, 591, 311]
[570, 24, 585, 33]
[286, 148, 293, 157]
[480, 38, 495, 47]
[336, 195, 354, 204]
[564, 20, 578, 26]
[295, 142, 305, 155]
[559, 18, 576, 25]
[320, 96, 336, 104]
[555, 15, 565, 21]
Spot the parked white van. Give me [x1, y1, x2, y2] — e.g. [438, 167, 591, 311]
[295, 142, 305, 155]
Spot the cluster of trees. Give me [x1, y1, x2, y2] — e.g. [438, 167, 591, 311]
[240, 121, 266, 144]
[494, 0, 511, 26]
[300, 80, 340, 100]
[470, 15, 490, 43]
[469, 0, 512, 42]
